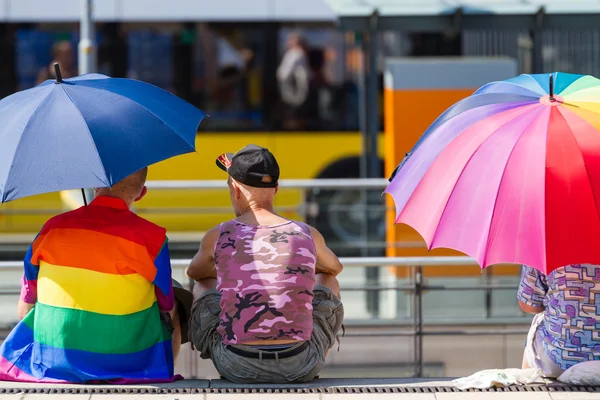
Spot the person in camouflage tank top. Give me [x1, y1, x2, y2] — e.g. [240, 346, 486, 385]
[187, 144, 344, 384]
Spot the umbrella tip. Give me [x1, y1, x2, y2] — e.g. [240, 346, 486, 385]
[54, 63, 63, 83]
[549, 74, 554, 101]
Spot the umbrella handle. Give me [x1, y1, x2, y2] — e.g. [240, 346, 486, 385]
[54, 63, 63, 83]
[81, 189, 88, 206]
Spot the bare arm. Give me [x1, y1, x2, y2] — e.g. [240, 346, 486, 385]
[309, 226, 343, 277]
[17, 300, 34, 320]
[518, 300, 544, 315]
[186, 226, 220, 281]
[36, 69, 47, 86]
[36, 64, 53, 85]
[18, 241, 40, 320]
[516, 266, 547, 315]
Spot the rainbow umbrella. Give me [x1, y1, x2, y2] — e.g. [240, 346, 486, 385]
[385, 72, 600, 275]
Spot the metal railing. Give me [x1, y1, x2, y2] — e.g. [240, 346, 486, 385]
[0, 178, 394, 316]
[0, 178, 390, 216]
[0, 179, 391, 262]
[0, 180, 527, 376]
[145, 178, 390, 190]
[0, 256, 530, 378]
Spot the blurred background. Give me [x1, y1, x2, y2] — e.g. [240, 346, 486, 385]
[0, 0, 597, 380]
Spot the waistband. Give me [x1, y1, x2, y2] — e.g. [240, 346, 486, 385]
[225, 341, 309, 360]
[250, 344, 294, 351]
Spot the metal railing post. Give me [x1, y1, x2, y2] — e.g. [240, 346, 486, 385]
[417, 265, 424, 377]
[484, 267, 492, 319]
[185, 276, 197, 379]
[412, 264, 423, 377]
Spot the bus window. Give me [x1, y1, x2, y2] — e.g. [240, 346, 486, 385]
[127, 29, 174, 92]
[276, 27, 350, 131]
[193, 23, 266, 131]
[0, 24, 16, 99]
[273, 28, 411, 132]
[13, 24, 109, 90]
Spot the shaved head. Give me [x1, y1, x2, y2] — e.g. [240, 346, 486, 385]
[231, 177, 275, 200]
[112, 167, 148, 197]
[96, 167, 148, 206]
[228, 176, 277, 216]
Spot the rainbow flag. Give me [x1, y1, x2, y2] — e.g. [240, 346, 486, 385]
[0, 196, 177, 383]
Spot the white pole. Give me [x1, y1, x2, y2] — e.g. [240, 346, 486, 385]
[78, 0, 97, 205]
[78, 0, 97, 75]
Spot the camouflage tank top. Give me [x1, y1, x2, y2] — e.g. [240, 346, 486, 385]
[214, 219, 317, 344]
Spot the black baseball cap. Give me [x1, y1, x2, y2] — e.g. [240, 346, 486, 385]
[215, 144, 280, 188]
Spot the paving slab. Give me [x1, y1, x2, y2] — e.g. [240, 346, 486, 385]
[25, 396, 90, 400]
[550, 393, 600, 400]
[88, 396, 200, 400]
[0, 379, 210, 390]
[435, 393, 553, 400]
[324, 394, 436, 400]
[49, 393, 600, 400]
[205, 395, 319, 400]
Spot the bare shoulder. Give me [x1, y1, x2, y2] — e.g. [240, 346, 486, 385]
[201, 225, 221, 247]
[305, 222, 343, 275]
[205, 224, 222, 237]
[306, 224, 325, 242]
[306, 224, 336, 256]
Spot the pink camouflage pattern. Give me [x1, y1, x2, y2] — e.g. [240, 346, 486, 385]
[215, 219, 317, 344]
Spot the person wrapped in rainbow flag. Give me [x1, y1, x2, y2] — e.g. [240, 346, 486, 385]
[0, 168, 193, 384]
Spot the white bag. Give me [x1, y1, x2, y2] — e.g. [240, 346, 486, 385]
[453, 368, 545, 390]
[557, 361, 600, 386]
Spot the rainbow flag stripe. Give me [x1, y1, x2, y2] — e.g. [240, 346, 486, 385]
[0, 196, 176, 383]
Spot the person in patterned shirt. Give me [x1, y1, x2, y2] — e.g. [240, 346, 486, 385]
[518, 264, 600, 377]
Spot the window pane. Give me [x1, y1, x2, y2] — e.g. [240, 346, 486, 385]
[14, 24, 87, 90]
[193, 23, 266, 131]
[12, 23, 120, 93]
[123, 23, 178, 92]
[276, 27, 353, 131]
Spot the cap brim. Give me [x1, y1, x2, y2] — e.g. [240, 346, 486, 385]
[215, 153, 234, 172]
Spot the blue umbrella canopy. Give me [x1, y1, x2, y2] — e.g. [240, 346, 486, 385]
[0, 65, 207, 203]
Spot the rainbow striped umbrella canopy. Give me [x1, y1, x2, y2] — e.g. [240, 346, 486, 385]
[385, 72, 600, 275]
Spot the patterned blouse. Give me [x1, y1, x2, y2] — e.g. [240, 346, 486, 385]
[517, 264, 600, 371]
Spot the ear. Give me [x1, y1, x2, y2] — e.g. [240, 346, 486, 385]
[233, 182, 242, 199]
[134, 186, 148, 202]
[274, 184, 279, 195]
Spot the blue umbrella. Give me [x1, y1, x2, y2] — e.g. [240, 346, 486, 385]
[0, 64, 207, 203]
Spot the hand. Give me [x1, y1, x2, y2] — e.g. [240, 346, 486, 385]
[17, 300, 34, 320]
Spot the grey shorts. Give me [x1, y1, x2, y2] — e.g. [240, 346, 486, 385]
[189, 285, 344, 384]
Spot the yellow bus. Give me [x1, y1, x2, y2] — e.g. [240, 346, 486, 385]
[0, 17, 470, 265]
[0, 20, 402, 256]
